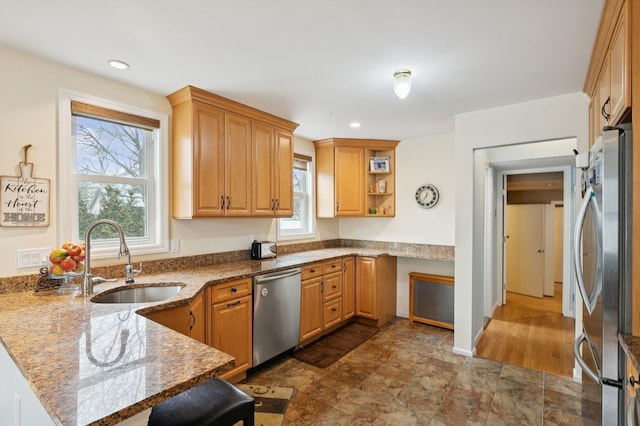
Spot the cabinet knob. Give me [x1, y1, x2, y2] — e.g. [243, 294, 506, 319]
[630, 375, 640, 387]
[231, 287, 237, 293]
[310, 269, 316, 273]
[332, 307, 337, 312]
[332, 285, 337, 289]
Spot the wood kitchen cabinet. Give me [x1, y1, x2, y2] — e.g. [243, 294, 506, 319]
[167, 85, 298, 218]
[342, 256, 356, 320]
[299, 259, 348, 344]
[314, 138, 399, 218]
[300, 264, 323, 342]
[335, 147, 365, 216]
[322, 259, 343, 329]
[585, 0, 631, 146]
[209, 278, 253, 381]
[188, 290, 206, 343]
[143, 291, 206, 343]
[252, 122, 294, 217]
[144, 303, 189, 336]
[355, 255, 397, 327]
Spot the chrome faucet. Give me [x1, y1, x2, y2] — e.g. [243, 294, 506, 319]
[80, 219, 141, 295]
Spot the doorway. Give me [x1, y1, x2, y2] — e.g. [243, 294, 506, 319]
[477, 169, 575, 377]
[474, 140, 578, 377]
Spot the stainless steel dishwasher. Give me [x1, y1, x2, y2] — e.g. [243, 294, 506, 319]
[252, 268, 301, 366]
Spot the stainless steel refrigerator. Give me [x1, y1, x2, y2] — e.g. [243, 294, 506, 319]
[574, 124, 632, 425]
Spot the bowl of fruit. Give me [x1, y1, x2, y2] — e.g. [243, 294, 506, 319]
[49, 242, 86, 294]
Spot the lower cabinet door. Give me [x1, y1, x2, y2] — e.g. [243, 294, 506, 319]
[212, 294, 252, 378]
[356, 256, 377, 319]
[342, 256, 355, 319]
[189, 291, 205, 343]
[300, 277, 323, 342]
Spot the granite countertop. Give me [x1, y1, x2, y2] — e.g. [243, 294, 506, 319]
[0, 247, 411, 425]
[619, 334, 640, 373]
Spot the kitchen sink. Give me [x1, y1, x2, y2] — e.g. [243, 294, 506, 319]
[91, 284, 184, 304]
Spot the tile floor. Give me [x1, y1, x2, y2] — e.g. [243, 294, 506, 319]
[244, 318, 598, 425]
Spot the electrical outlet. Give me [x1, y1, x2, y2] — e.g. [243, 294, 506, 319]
[170, 239, 180, 253]
[17, 247, 52, 268]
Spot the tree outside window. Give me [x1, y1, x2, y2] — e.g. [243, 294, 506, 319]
[58, 92, 168, 258]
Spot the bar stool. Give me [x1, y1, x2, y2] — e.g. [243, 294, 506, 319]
[147, 377, 255, 426]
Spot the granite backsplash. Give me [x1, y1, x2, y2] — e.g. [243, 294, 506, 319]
[0, 239, 453, 294]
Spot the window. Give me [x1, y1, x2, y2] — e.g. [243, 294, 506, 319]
[58, 91, 169, 258]
[278, 153, 314, 240]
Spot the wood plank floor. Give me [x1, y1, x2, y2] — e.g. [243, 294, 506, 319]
[476, 283, 576, 377]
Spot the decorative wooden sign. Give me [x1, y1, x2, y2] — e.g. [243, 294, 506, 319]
[1, 144, 50, 227]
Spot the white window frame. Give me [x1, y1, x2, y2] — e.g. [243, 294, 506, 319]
[277, 150, 315, 241]
[57, 89, 169, 258]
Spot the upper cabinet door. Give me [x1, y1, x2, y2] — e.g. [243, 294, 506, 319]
[609, 1, 630, 124]
[274, 129, 294, 217]
[193, 103, 225, 216]
[252, 121, 276, 216]
[225, 113, 252, 216]
[335, 147, 365, 216]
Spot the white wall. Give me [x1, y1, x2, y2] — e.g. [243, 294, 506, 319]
[340, 133, 455, 245]
[453, 92, 589, 355]
[337, 134, 456, 317]
[0, 45, 337, 279]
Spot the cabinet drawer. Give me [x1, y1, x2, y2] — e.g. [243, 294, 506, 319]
[323, 271, 342, 301]
[323, 259, 343, 274]
[211, 278, 252, 304]
[302, 263, 323, 280]
[323, 298, 342, 328]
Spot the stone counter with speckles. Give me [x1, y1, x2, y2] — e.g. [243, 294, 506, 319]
[619, 334, 640, 373]
[0, 246, 445, 425]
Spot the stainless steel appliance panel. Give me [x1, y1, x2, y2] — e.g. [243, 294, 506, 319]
[574, 124, 632, 425]
[252, 268, 301, 366]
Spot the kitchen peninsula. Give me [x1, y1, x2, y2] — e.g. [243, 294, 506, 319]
[0, 243, 453, 425]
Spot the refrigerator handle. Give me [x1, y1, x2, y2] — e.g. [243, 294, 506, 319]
[573, 186, 601, 315]
[574, 332, 602, 384]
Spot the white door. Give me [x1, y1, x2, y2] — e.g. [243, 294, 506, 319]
[506, 204, 545, 297]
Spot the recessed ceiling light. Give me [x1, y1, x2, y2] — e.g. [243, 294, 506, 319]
[108, 60, 130, 70]
[350, 122, 361, 128]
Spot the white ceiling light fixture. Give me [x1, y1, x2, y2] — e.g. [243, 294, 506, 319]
[350, 122, 361, 128]
[108, 59, 130, 70]
[393, 69, 412, 99]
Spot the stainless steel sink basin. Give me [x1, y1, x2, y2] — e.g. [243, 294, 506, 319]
[91, 284, 184, 304]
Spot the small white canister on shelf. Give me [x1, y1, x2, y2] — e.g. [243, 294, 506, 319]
[378, 179, 387, 193]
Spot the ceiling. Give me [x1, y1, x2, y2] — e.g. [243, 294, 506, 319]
[0, 0, 604, 141]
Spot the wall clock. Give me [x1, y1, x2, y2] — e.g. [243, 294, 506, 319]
[415, 184, 439, 209]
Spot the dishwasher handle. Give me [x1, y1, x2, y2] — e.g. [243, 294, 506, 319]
[254, 268, 301, 284]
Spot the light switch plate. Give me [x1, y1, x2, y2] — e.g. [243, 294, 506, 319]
[17, 247, 51, 268]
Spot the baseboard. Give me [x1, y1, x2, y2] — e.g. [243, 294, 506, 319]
[396, 310, 409, 319]
[452, 346, 474, 357]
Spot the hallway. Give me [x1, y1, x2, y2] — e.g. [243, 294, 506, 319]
[475, 283, 575, 377]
